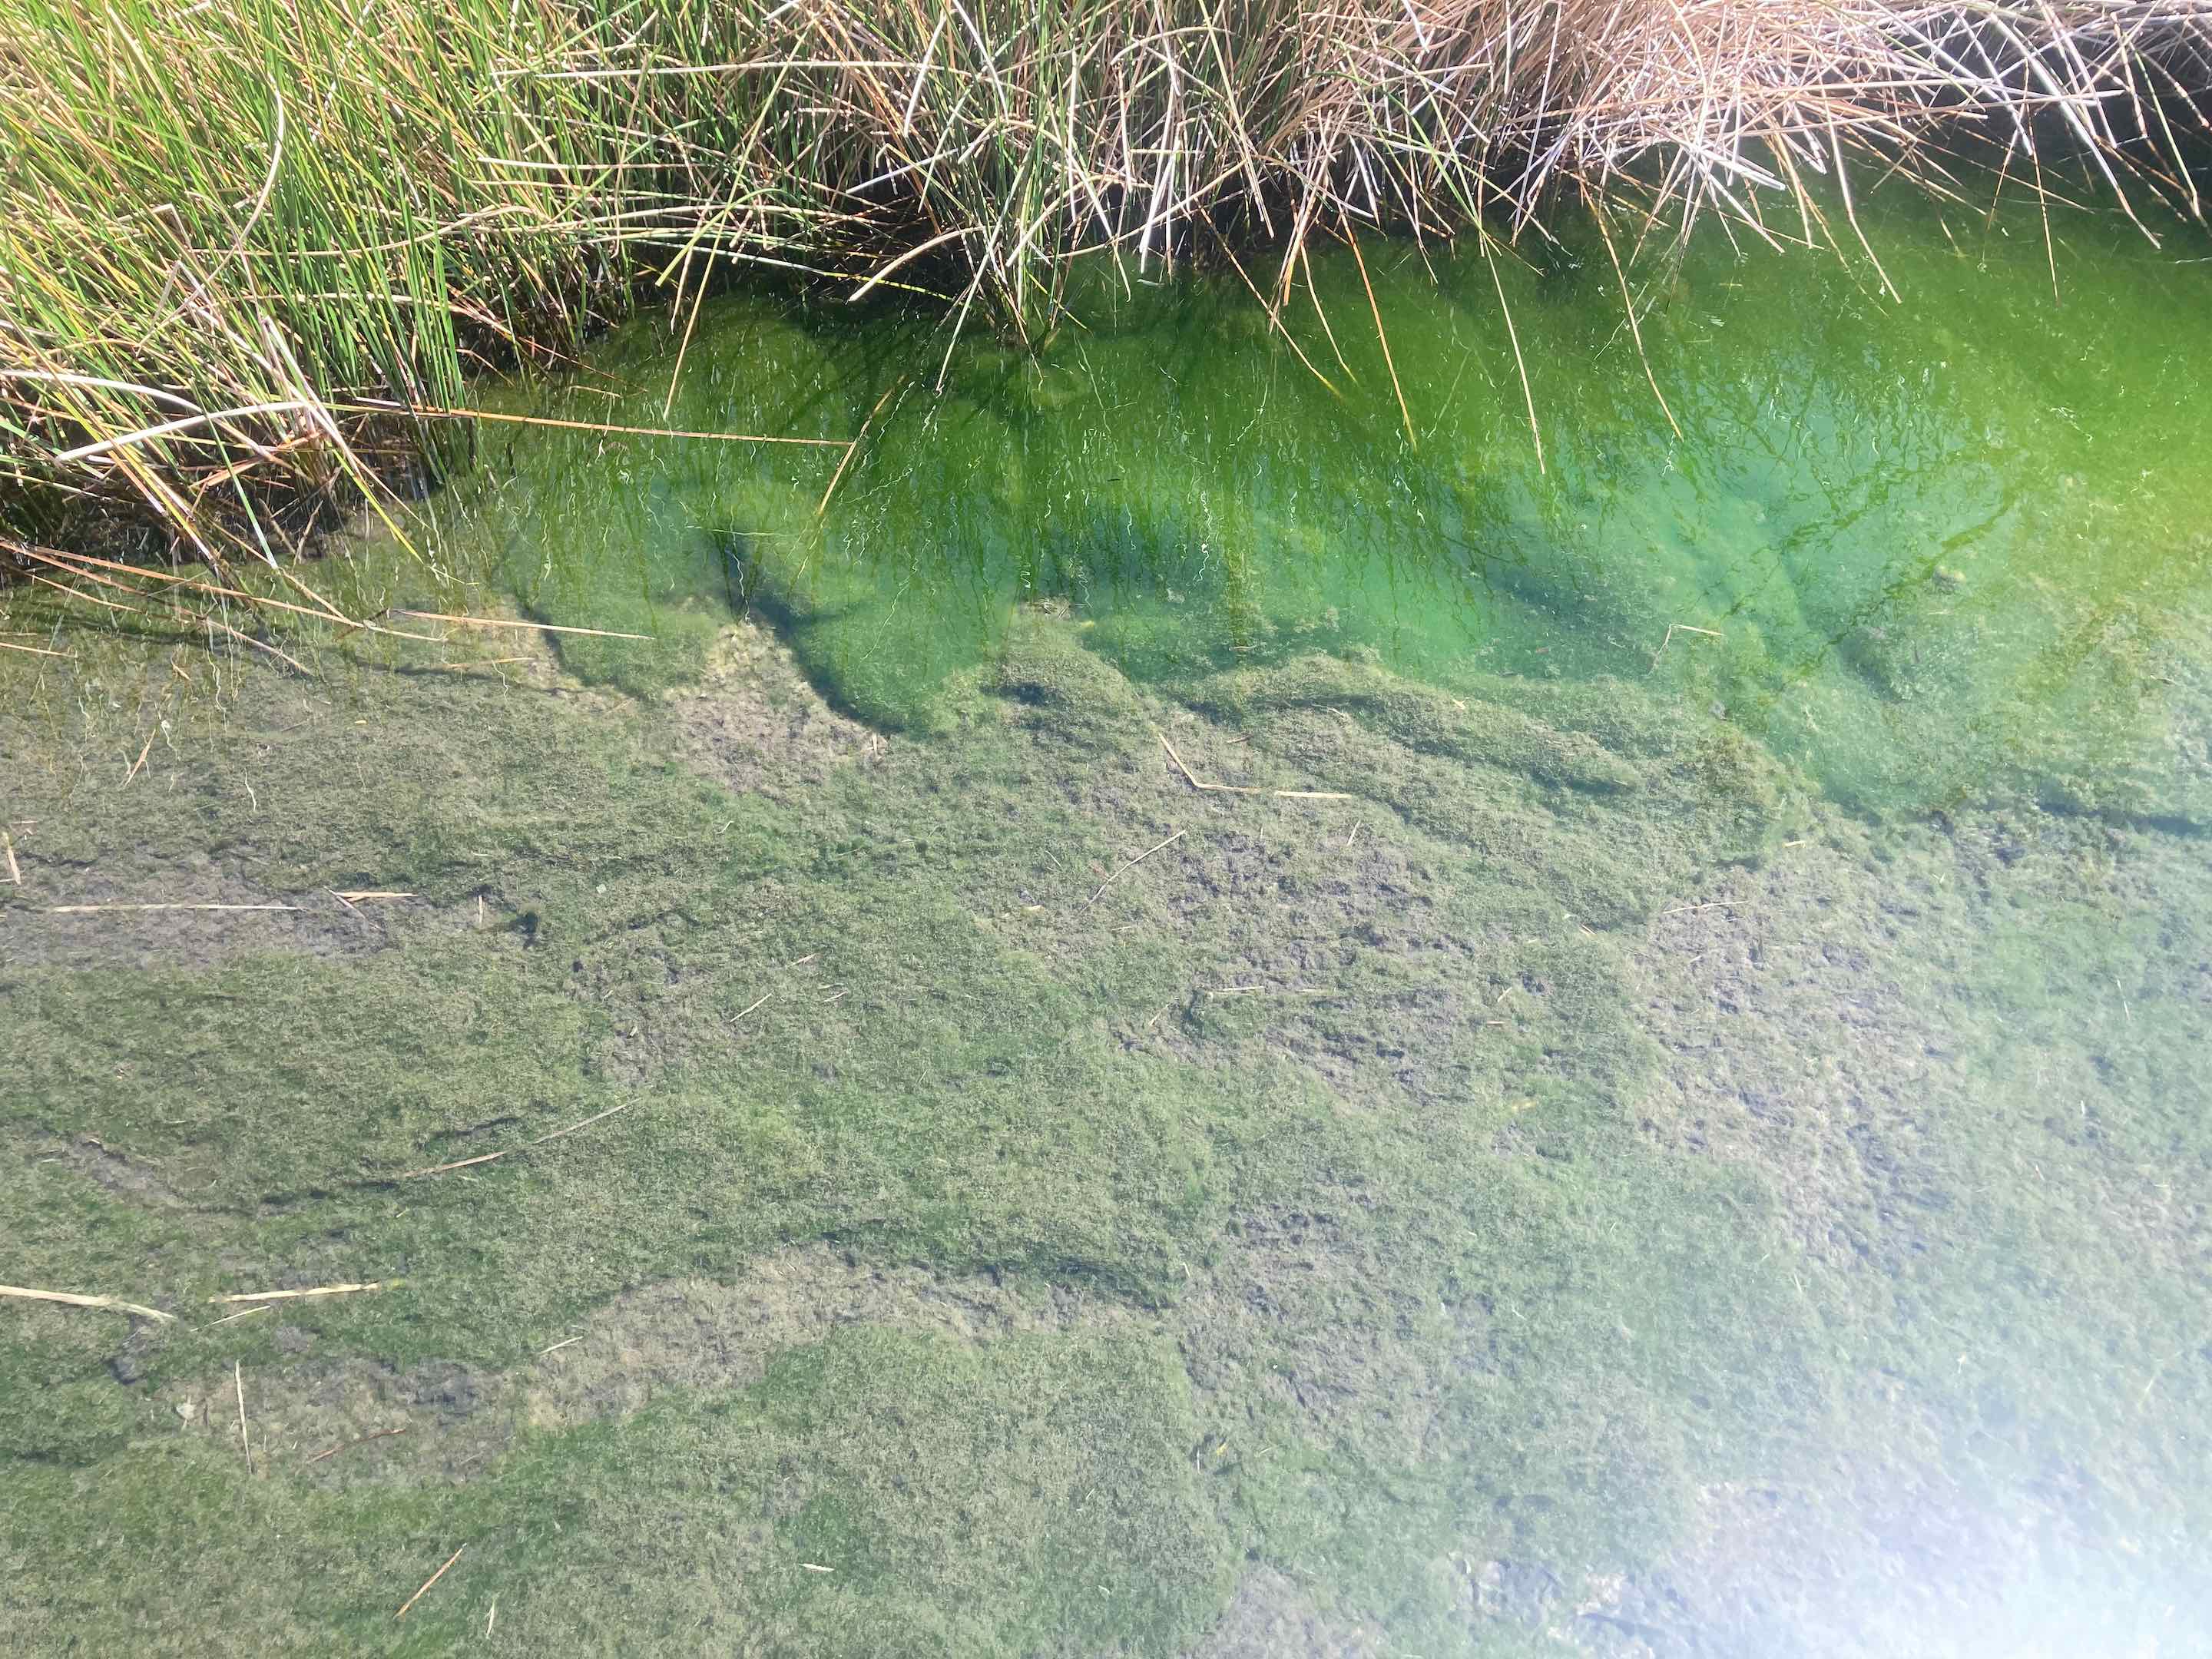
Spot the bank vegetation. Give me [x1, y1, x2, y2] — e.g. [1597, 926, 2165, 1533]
[3, 0, 2209, 586]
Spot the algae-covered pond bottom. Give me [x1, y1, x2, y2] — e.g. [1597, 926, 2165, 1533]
[5, 188, 2210, 1656]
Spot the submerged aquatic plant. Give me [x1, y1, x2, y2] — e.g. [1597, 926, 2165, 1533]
[2, 0, 2209, 590]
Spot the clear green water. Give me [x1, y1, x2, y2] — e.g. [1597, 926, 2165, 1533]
[443, 185, 2212, 823]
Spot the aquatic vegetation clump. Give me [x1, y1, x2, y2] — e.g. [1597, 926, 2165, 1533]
[5, 0, 2210, 569]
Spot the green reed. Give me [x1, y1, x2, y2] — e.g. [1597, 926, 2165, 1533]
[3, 0, 2206, 577]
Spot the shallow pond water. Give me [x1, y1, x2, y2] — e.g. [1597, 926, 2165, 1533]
[5, 184, 2210, 1658]
[448, 186, 2211, 823]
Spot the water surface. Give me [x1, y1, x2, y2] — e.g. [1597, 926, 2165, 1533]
[445, 185, 2212, 823]
[8, 184, 2210, 1657]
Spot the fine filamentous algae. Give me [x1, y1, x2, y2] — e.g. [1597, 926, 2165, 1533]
[4, 181, 2210, 1659]
[449, 187, 2210, 828]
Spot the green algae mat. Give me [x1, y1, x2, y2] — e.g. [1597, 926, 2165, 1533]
[5, 187, 2210, 1655]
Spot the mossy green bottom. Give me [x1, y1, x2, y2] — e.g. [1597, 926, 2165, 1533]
[2, 598, 2207, 1654]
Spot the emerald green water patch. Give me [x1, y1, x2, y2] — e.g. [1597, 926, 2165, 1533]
[421, 184, 2212, 820]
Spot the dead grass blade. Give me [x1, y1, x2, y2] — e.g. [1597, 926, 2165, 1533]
[47, 902, 300, 915]
[1087, 828, 1187, 905]
[387, 610, 651, 641]
[1480, 225, 1544, 474]
[817, 378, 905, 518]
[396, 1102, 631, 1180]
[209, 1282, 396, 1306]
[234, 1361, 253, 1472]
[305, 1426, 408, 1464]
[0, 1283, 174, 1323]
[1154, 727, 1355, 800]
[393, 1546, 465, 1620]
[342, 402, 847, 449]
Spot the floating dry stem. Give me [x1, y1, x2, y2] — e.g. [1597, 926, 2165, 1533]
[47, 902, 300, 915]
[1654, 622, 1725, 661]
[818, 379, 905, 518]
[233, 1361, 252, 1473]
[389, 609, 652, 642]
[398, 1102, 631, 1179]
[1154, 728, 1353, 800]
[304, 1426, 408, 1465]
[0, 1283, 174, 1322]
[341, 401, 847, 449]
[210, 1281, 396, 1306]
[393, 1547, 465, 1619]
[1087, 829, 1187, 905]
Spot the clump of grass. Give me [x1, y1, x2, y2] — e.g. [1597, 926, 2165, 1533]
[3, 0, 2208, 591]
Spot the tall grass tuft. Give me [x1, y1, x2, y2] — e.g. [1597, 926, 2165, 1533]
[4, 0, 2209, 581]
